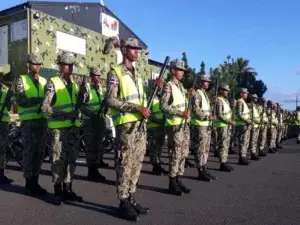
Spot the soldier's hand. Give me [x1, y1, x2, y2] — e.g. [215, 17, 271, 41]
[181, 111, 190, 119]
[138, 106, 151, 119]
[155, 78, 164, 89]
[210, 115, 217, 121]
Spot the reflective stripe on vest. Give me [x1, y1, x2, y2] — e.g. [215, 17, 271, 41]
[82, 83, 103, 120]
[18, 74, 47, 121]
[252, 105, 260, 128]
[45, 76, 81, 129]
[296, 112, 300, 126]
[147, 97, 163, 128]
[165, 82, 186, 126]
[109, 65, 147, 126]
[0, 85, 10, 122]
[235, 98, 250, 126]
[191, 89, 211, 127]
[214, 96, 231, 128]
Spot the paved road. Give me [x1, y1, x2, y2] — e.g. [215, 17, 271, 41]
[1, 139, 300, 225]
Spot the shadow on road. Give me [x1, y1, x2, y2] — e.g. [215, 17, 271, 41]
[0, 183, 54, 204]
[65, 200, 121, 220]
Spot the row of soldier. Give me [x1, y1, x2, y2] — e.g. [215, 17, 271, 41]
[0, 37, 298, 222]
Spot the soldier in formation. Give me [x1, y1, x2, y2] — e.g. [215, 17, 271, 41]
[248, 94, 260, 160]
[214, 84, 235, 172]
[41, 53, 82, 205]
[160, 60, 192, 196]
[257, 97, 268, 156]
[14, 54, 47, 196]
[81, 66, 107, 182]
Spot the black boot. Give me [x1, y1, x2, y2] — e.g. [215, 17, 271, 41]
[185, 159, 195, 168]
[0, 169, 12, 185]
[176, 176, 191, 194]
[297, 140, 300, 144]
[25, 176, 47, 197]
[228, 147, 236, 155]
[203, 165, 217, 180]
[152, 163, 164, 176]
[220, 163, 234, 172]
[197, 167, 212, 182]
[98, 160, 109, 168]
[119, 198, 139, 221]
[258, 150, 267, 157]
[168, 177, 182, 196]
[238, 157, 250, 165]
[62, 182, 83, 202]
[129, 194, 150, 215]
[251, 154, 260, 161]
[276, 144, 283, 149]
[88, 165, 107, 182]
[53, 183, 63, 206]
[269, 148, 276, 153]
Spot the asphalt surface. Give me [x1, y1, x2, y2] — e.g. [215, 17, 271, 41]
[1, 139, 300, 225]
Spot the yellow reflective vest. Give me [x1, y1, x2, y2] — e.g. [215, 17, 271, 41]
[110, 65, 147, 126]
[82, 83, 103, 120]
[147, 96, 164, 129]
[45, 76, 81, 129]
[252, 104, 260, 128]
[235, 98, 250, 126]
[18, 74, 47, 121]
[165, 82, 187, 126]
[191, 89, 211, 127]
[214, 96, 231, 128]
[0, 85, 10, 123]
[296, 111, 300, 126]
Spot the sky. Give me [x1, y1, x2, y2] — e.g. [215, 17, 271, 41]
[1, 0, 300, 109]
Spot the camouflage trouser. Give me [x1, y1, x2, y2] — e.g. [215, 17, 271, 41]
[147, 127, 165, 165]
[284, 124, 288, 138]
[249, 127, 259, 154]
[258, 125, 267, 151]
[115, 122, 146, 200]
[0, 122, 8, 169]
[267, 126, 277, 148]
[49, 127, 80, 184]
[167, 125, 189, 177]
[82, 119, 105, 167]
[236, 125, 250, 158]
[276, 125, 283, 145]
[22, 120, 47, 179]
[212, 128, 218, 154]
[228, 125, 236, 149]
[190, 126, 211, 167]
[215, 127, 229, 163]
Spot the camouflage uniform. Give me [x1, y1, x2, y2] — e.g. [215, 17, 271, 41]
[276, 108, 283, 147]
[267, 107, 278, 151]
[215, 95, 231, 164]
[41, 53, 81, 204]
[0, 82, 13, 184]
[81, 67, 107, 182]
[190, 88, 211, 168]
[14, 54, 47, 194]
[257, 104, 268, 153]
[249, 101, 261, 157]
[235, 89, 252, 163]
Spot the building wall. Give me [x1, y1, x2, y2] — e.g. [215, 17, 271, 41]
[29, 9, 149, 82]
[0, 10, 28, 85]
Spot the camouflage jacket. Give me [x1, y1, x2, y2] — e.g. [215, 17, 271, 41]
[160, 80, 186, 117]
[191, 89, 211, 121]
[106, 63, 141, 113]
[236, 98, 252, 124]
[215, 95, 231, 124]
[41, 75, 77, 120]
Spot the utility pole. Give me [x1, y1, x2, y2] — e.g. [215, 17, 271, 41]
[283, 95, 299, 109]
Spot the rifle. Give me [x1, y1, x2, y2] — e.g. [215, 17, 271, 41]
[138, 56, 170, 131]
[184, 70, 198, 129]
[210, 78, 218, 129]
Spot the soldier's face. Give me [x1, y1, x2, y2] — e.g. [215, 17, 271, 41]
[253, 98, 258, 103]
[91, 75, 101, 84]
[29, 63, 40, 73]
[223, 90, 229, 97]
[242, 92, 248, 99]
[172, 69, 184, 81]
[202, 81, 209, 89]
[61, 64, 73, 75]
[124, 47, 139, 61]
